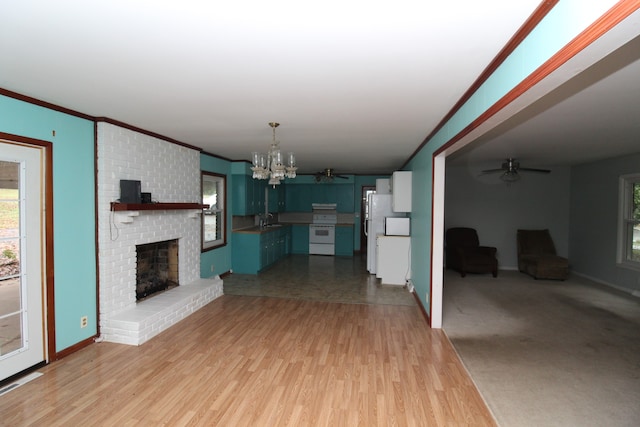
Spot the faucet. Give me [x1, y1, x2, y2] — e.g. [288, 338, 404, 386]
[258, 212, 273, 228]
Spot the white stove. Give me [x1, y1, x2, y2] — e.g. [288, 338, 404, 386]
[310, 203, 337, 255]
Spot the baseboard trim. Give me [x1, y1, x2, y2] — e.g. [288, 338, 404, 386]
[571, 271, 640, 298]
[55, 335, 96, 360]
[411, 290, 431, 326]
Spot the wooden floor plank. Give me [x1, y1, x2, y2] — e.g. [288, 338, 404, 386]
[0, 295, 495, 426]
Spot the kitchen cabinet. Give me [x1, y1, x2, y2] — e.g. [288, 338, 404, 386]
[232, 175, 251, 215]
[335, 225, 354, 256]
[232, 226, 291, 274]
[254, 179, 266, 214]
[391, 171, 412, 212]
[232, 175, 267, 215]
[285, 184, 354, 213]
[268, 183, 286, 212]
[286, 185, 313, 212]
[291, 224, 310, 254]
[335, 186, 355, 212]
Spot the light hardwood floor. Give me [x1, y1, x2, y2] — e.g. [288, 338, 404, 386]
[1, 259, 495, 426]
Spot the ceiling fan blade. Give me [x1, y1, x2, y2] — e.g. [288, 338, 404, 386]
[335, 174, 349, 179]
[519, 167, 551, 173]
[480, 168, 506, 174]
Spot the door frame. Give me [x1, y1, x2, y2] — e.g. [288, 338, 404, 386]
[0, 132, 55, 365]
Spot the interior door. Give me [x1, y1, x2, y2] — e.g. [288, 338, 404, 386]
[0, 141, 45, 381]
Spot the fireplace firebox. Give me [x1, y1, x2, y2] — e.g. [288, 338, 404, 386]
[136, 239, 179, 301]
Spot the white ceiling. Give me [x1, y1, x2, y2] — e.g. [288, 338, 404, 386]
[1, 1, 638, 175]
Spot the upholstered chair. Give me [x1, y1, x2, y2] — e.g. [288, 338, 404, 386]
[445, 227, 498, 277]
[517, 229, 569, 280]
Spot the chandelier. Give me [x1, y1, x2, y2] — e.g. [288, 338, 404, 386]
[251, 122, 297, 186]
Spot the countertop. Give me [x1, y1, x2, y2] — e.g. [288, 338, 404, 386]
[232, 222, 354, 234]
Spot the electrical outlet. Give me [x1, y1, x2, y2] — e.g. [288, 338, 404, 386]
[210, 264, 215, 273]
[80, 316, 88, 328]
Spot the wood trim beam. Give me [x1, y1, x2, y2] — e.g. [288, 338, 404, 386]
[403, 0, 559, 167]
[433, 0, 640, 157]
[94, 117, 202, 152]
[0, 88, 94, 121]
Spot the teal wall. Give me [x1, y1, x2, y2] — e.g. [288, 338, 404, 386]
[405, 1, 619, 314]
[0, 94, 96, 352]
[200, 153, 233, 277]
[0, 1, 616, 353]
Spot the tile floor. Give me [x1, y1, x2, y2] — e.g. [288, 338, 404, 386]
[223, 254, 416, 306]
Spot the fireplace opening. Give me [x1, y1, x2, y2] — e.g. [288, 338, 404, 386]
[136, 239, 179, 301]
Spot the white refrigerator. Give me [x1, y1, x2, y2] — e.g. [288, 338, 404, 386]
[365, 194, 403, 274]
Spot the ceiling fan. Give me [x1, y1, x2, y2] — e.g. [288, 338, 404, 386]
[481, 158, 550, 182]
[314, 168, 349, 182]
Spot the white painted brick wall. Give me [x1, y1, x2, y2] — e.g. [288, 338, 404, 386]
[97, 123, 219, 344]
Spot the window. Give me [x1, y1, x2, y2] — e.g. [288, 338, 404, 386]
[202, 172, 226, 251]
[618, 174, 640, 268]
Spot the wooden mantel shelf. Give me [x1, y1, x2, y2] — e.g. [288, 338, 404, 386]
[110, 202, 208, 211]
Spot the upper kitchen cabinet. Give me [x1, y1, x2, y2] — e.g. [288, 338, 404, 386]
[285, 183, 354, 213]
[232, 174, 252, 215]
[268, 183, 286, 212]
[286, 184, 313, 212]
[254, 178, 266, 214]
[391, 171, 412, 213]
[232, 174, 267, 215]
[335, 185, 354, 212]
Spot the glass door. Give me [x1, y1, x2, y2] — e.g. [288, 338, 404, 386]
[0, 142, 45, 381]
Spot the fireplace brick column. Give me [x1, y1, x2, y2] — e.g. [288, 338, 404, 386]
[96, 122, 220, 345]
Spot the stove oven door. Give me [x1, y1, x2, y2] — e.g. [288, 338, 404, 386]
[309, 225, 335, 255]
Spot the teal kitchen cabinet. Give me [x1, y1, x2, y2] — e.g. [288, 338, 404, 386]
[232, 231, 261, 273]
[291, 224, 309, 254]
[232, 226, 291, 274]
[232, 174, 253, 215]
[286, 185, 313, 212]
[254, 179, 266, 214]
[285, 183, 354, 212]
[233, 175, 267, 215]
[335, 225, 354, 256]
[335, 186, 355, 212]
[268, 183, 286, 212]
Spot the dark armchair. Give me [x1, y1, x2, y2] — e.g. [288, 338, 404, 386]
[445, 227, 498, 277]
[517, 229, 569, 280]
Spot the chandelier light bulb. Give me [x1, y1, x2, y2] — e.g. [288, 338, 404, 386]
[250, 122, 297, 186]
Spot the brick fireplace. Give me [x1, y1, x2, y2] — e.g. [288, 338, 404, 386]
[97, 122, 223, 345]
[136, 239, 179, 301]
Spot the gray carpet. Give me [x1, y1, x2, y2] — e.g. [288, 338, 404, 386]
[443, 269, 640, 427]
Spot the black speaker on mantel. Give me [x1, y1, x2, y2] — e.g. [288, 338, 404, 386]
[120, 180, 141, 203]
